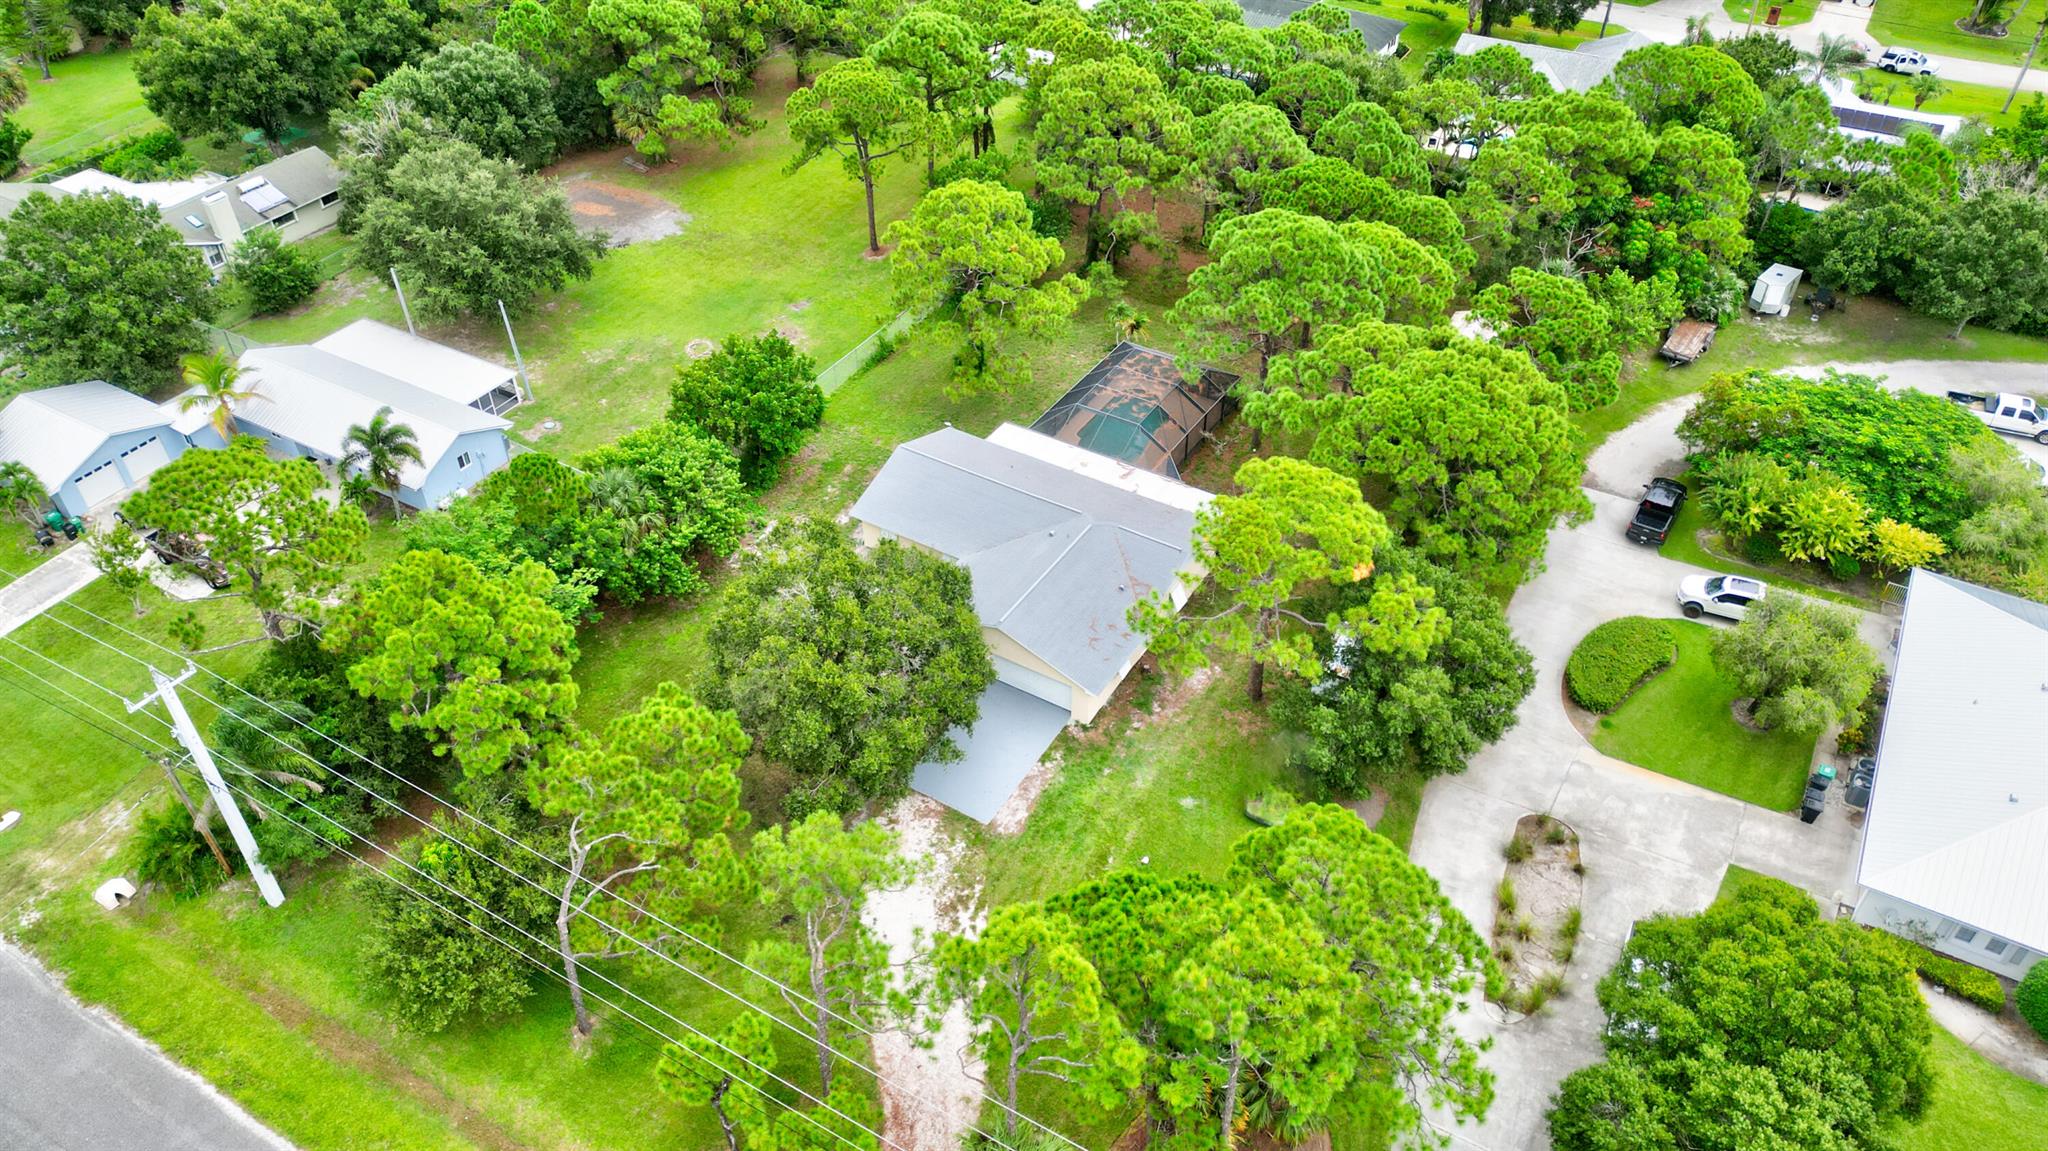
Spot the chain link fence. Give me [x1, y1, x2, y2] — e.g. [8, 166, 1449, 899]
[815, 310, 921, 395]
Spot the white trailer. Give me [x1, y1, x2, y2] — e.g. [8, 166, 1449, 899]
[1749, 263, 1803, 317]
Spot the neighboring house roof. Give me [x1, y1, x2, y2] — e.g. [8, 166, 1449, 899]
[160, 147, 342, 247]
[182, 346, 510, 489]
[1234, 0, 1404, 52]
[1453, 30, 1650, 92]
[0, 381, 176, 489]
[0, 182, 70, 220]
[313, 319, 518, 408]
[849, 425, 1206, 697]
[1857, 569, 2048, 954]
[50, 169, 225, 208]
[1820, 77, 1965, 142]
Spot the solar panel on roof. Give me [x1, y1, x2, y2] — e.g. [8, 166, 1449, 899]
[237, 175, 268, 192]
[240, 181, 293, 214]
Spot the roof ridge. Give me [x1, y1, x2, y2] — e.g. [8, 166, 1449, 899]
[898, 436, 1092, 519]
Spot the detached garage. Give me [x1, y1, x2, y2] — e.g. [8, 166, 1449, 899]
[0, 383, 192, 518]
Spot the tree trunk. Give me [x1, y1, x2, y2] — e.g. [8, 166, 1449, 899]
[558, 872, 595, 1042]
[161, 758, 232, 878]
[1217, 1046, 1243, 1151]
[1248, 658, 1266, 702]
[1952, 315, 1971, 339]
[1249, 337, 1270, 451]
[807, 924, 835, 1095]
[712, 1081, 740, 1151]
[862, 168, 881, 254]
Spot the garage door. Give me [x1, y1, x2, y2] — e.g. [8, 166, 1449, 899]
[993, 655, 1072, 709]
[119, 436, 171, 482]
[72, 461, 125, 508]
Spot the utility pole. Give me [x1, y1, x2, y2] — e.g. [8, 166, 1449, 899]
[390, 267, 417, 337]
[2005, 13, 2048, 113]
[498, 299, 533, 402]
[126, 664, 285, 908]
[1600, 0, 1616, 39]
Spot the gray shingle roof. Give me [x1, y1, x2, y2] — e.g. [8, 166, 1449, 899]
[849, 427, 1204, 695]
[1453, 30, 1649, 93]
[161, 147, 341, 246]
[0, 382, 176, 489]
[1857, 569, 2048, 952]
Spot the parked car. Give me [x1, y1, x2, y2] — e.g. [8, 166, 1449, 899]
[1876, 48, 1938, 75]
[1845, 757, 1875, 811]
[1947, 391, 2048, 443]
[1800, 771, 1831, 823]
[1627, 478, 1687, 545]
[1677, 574, 1767, 621]
[115, 512, 232, 590]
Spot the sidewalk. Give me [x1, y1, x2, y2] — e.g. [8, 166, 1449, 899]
[0, 545, 100, 640]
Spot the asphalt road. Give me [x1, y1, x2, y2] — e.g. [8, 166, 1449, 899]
[0, 941, 293, 1151]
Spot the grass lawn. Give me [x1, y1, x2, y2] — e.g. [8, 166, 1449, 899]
[1893, 1027, 2048, 1151]
[237, 57, 928, 459]
[1337, 0, 1631, 65]
[1849, 67, 2031, 127]
[1712, 862, 1779, 904]
[9, 48, 161, 170]
[1589, 620, 1817, 809]
[1721, 0, 1819, 26]
[1870, 0, 2035, 67]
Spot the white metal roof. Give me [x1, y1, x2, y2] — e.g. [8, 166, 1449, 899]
[0, 382, 178, 489]
[1757, 263, 1802, 287]
[212, 346, 511, 489]
[1858, 570, 2048, 953]
[51, 169, 225, 208]
[312, 319, 517, 407]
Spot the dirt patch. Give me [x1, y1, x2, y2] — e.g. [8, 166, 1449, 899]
[684, 338, 717, 359]
[560, 174, 690, 246]
[518, 418, 563, 442]
[987, 750, 1062, 837]
[1341, 787, 1388, 828]
[865, 797, 987, 1151]
[1490, 814, 1586, 1017]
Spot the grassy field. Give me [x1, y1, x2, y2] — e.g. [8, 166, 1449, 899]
[1337, 0, 1631, 64]
[8, 48, 161, 169]
[1721, 0, 1819, 27]
[1894, 1027, 2048, 1151]
[1589, 621, 1817, 809]
[1849, 66, 2031, 127]
[1870, 0, 2036, 66]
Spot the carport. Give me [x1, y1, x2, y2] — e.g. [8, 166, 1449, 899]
[911, 682, 1070, 823]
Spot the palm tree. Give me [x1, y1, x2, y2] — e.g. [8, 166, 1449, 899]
[0, 63, 27, 116]
[1806, 34, 1866, 84]
[340, 406, 423, 518]
[179, 352, 265, 439]
[588, 466, 663, 548]
[1910, 73, 1949, 110]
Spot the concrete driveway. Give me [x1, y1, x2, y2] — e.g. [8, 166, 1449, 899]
[1411, 486, 1877, 1150]
[0, 545, 100, 640]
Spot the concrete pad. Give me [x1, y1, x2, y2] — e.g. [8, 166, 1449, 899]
[910, 682, 1067, 824]
[0, 545, 99, 640]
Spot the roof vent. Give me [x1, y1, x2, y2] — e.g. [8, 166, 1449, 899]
[183, 214, 205, 229]
[2013, 794, 2022, 804]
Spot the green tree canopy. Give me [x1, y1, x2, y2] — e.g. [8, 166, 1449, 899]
[1601, 43, 1766, 138]
[352, 138, 602, 319]
[326, 548, 581, 778]
[1711, 594, 1880, 733]
[1252, 322, 1589, 585]
[355, 40, 564, 169]
[1032, 54, 1191, 263]
[884, 178, 1087, 396]
[707, 520, 992, 814]
[1311, 100, 1430, 191]
[786, 56, 922, 254]
[1188, 101, 1311, 219]
[135, 0, 357, 145]
[585, 0, 733, 159]
[668, 332, 824, 486]
[124, 437, 369, 645]
[0, 191, 215, 390]
[1471, 267, 1628, 411]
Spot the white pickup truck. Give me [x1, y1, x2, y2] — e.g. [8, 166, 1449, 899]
[1948, 391, 2048, 443]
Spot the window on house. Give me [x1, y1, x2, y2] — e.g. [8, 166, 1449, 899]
[271, 210, 298, 228]
[456, 451, 475, 470]
[1954, 926, 1979, 944]
[204, 246, 225, 267]
[318, 191, 340, 207]
[1986, 937, 2009, 956]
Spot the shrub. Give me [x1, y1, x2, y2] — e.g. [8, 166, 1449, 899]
[1497, 876, 1517, 916]
[98, 127, 193, 181]
[0, 116, 27, 174]
[1029, 190, 1073, 240]
[1503, 835, 1532, 863]
[1874, 931, 2006, 1012]
[2018, 962, 2048, 1040]
[1566, 617, 1678, 713]
[131, 800, 225, 898]
[230, 229, 321, 315]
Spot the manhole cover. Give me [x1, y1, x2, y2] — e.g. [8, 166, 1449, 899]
[685, 338, 716, 359]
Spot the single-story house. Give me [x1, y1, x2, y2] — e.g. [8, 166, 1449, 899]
[1452, 30, 1650, 93]
[850, 424, 1209, 821]
[51, 168, 223, 208]
[171, 343, 513, 510]
[1820, 77, 1965, 145]
[1852, 569, 2047, 980]
[159, 148, 343, 276]
[0, 382, 193, 517]
[1234, 0, 1404, 55]
[313, 319, 526, 416]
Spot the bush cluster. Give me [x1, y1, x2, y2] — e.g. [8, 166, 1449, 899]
[1566, 617, 1677, 713]
[2017, 962, 2048, 1040]
[1874, 931, 2007, 1013]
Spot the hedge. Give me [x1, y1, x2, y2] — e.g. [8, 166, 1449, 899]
[1566, 617, 1678, 713]
[2019, 962, 2048, 1040]
[1873, 932, 2007, 1013]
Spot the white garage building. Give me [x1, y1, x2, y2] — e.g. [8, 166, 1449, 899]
[0, 382, 193, 517]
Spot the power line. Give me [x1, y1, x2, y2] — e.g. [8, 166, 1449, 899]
[28, 595, 1084, 1151]
[5, 652, 895, 1151]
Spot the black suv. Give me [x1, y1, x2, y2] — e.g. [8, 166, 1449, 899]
[1626, 478, 1687, 546]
